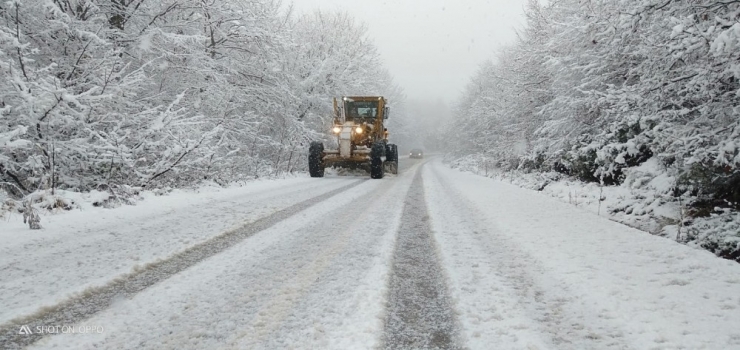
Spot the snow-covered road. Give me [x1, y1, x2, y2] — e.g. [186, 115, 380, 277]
[2, 158, 740, 349]
[0, 177, 360, 323]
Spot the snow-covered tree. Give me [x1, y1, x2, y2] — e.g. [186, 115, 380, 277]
[450, 0, 740, 258]
[0, 1, 405, 198]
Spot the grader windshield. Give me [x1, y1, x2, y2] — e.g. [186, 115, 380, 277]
[345, 100, 378, 120]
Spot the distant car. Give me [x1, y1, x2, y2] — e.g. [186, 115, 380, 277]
[409, 149, 423, 159]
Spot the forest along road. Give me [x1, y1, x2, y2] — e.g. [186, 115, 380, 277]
[2, 158, 740, 349]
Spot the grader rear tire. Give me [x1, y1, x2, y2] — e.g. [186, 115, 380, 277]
[386, 144, 399, 174]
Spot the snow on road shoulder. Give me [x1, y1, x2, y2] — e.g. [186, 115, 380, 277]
[450, 156, 740, 263]
[428, 159, 740, 349]
[1, 176, 315, 246]
[0, 176, 355, 324]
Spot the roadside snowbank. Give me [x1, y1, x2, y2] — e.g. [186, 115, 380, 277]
[0, 175, 309, 229]
[447, 155, 740, 262]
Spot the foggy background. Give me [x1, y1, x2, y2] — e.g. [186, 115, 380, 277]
[290, 0, 528, 151]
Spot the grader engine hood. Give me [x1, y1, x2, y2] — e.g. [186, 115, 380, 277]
[338, 122, 353, 157]
[337, 121, 373, 157]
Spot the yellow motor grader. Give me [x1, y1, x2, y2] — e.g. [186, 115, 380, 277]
[309, 96, 398, 179]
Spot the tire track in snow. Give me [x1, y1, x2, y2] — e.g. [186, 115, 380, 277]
[383, 168, 462, 349]
[227, 177, 398, 348]
[0, 179, 366, 350]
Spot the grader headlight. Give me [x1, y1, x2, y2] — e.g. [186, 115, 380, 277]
[332, 126, 341, 134]
[355, 126, 363, 134]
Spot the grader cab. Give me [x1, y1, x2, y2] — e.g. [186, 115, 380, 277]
[308, 96, 399, 179]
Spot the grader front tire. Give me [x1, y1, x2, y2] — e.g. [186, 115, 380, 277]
[370, 142, 385, 179]
[308, 142, 325, 178]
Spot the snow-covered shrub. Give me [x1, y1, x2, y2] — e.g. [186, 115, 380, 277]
[517, 151, 548, 174]
[24, 191, 77, 212]
[679, 162, 740, 217]
[562, 144, 601, 184]
[86, 185, 141, 208]
[684, 209, 740, 262]
[592, 118, 654, 184]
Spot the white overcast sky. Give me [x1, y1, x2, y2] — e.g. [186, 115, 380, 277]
[289, 0, 528, 104]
